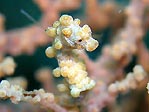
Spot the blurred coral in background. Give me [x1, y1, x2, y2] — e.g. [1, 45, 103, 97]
[0, 0, 149, 112]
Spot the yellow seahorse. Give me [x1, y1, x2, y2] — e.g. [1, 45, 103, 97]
[45, 15, 98, 97]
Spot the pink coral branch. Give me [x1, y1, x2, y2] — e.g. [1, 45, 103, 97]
[80, 0, 149, 111]
[0, 0, 81, 56]
[0, 80, 67, 112]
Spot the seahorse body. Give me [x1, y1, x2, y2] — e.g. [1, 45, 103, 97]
[45, 15, 98, 97]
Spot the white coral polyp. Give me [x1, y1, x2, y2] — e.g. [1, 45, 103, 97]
[0, 80, 55, 105]
[147, 83, 149, 94]
[108, 65, 147, 94]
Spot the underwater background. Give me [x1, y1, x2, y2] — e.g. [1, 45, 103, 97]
[0, 0, 149, 112]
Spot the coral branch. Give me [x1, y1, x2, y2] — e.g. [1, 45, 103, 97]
[0, 0, 81, 56]
[80, 0, 149, 111]
[0, 80, 67, 112]
[108, 65, 147, 94]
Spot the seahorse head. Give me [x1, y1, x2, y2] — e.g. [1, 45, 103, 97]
[45, 15, 99, 51]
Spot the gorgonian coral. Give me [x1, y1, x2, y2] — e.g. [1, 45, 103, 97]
[0, 80, 67, 112]
[108, 65, 147, 94]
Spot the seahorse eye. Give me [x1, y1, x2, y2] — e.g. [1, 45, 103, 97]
[78, 39, 82, 42]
